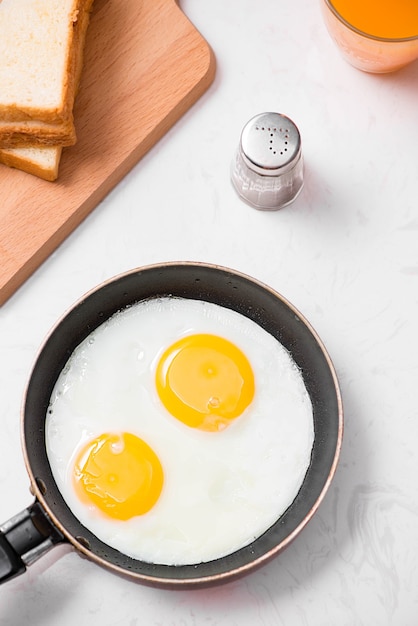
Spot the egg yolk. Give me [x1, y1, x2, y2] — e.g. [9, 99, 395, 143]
[73, 432, 163, 520]
[156, 333, 255, 431]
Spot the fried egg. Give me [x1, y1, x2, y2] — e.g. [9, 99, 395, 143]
[46, 297, 314, 565]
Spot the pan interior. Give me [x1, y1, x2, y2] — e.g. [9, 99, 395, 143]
[23, 263, 341, 585]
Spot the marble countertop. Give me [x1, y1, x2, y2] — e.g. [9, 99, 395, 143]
[1, 0, 418, 624]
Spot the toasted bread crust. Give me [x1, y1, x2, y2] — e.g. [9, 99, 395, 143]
[0, 123, 76, 148]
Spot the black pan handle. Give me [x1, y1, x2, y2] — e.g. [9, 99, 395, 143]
[0, 500, 64, 584]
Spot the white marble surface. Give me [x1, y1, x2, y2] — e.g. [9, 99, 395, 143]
[1, 0, 418, 623]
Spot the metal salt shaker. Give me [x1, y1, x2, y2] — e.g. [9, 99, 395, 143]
[231, 112, 303, 210]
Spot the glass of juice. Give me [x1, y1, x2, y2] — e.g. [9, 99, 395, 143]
[321, 0, 418, 73]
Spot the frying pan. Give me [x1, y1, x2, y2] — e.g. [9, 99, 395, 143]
[0, 262, 343, 588]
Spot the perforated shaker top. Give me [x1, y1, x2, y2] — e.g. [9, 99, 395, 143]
[240, 112, 301, 176]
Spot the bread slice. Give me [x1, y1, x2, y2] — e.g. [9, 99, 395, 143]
[0, 146, 62, 181]
[0, 0, 94, 148]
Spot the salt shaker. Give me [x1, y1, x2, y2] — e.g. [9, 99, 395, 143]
[231, 112, 303, 210]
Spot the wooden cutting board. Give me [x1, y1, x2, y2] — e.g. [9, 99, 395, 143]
[0, 0, 215, 306]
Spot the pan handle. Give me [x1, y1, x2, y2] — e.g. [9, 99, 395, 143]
[0, 500, 64, 584]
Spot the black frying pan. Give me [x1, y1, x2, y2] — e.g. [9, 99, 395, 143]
[0, 262, 343, 588]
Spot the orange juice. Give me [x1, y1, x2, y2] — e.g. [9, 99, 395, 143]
[330, 0, 418, 39]
[322, 0, 418, 72]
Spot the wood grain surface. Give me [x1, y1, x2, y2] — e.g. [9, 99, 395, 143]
[0, 0, 215, 305]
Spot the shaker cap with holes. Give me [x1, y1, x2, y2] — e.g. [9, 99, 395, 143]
[231, 112, 303, 210]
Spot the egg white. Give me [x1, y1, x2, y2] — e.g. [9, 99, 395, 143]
[46, 297, 314, 565]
